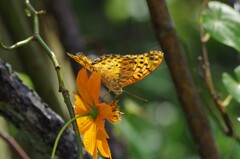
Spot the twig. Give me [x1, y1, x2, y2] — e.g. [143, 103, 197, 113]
[0, 36, 35, 50]
[198, 0, 234, 136]
[0, 128, 30, 159]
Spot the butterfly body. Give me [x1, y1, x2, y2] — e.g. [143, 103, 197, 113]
[67, 51, 164, 95]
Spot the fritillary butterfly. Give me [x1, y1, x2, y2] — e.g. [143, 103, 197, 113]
[67, 51, 164, 95]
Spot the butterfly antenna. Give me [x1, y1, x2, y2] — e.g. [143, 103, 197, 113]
[122, 90, 148, 102]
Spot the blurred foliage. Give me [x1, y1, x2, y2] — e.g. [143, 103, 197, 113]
[69, 0, 240, 159]
[201, 1, 240, 106]
[15, 72, 35, 89]
[222, 66, 240, 104]
[201, 1, 240, 52]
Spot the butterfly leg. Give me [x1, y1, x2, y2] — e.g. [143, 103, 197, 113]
[122, 90, 147, 101]
[100, 90, 111, 102]
[113, 94, 119, 100]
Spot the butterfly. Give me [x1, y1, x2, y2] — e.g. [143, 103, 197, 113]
[67, 51, 164, 95]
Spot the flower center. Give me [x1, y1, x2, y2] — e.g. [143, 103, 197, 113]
[89, 106, 98, 120]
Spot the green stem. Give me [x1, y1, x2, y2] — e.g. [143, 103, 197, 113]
[24, 0, 83, 158]
[0, 1, 83, 157]
[51, 113, 89, 159]
[30, 13, 83, 159]
[0, 36, 35, 50]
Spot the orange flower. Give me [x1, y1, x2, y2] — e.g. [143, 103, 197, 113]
[73, 68, 121, 159]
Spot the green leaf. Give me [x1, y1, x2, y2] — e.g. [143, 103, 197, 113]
[234, 66, 240, 81]
[15, 72, 34, 89]
[222, 72, 240, 103]
[201, 1, 240, 52]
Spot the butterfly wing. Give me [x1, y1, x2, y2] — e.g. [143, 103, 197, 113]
[67, 52, 94, 71]
[68, 51, 164, 95]
[122, 51, 164, 86]
[92, 54, 135, 94]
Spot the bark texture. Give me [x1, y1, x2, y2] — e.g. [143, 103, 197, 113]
[0, 59, 77, 159]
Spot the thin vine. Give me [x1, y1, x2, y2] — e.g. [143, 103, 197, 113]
[0, 0, 83, 158]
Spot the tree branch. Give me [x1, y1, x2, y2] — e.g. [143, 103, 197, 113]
[0, 59, 77, 159]
[0, 36, 35, 50]
[198, 0, 234, 137]
[146, 0, 220, 158]
[0, 128, 30, 159]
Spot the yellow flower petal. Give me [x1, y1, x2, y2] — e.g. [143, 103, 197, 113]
[92, 148, 98, 159]
[97, 101, 121, 123]
[95, 117, 109, 139]
[84, 122, 97, 156]
[73, 92, 90, 115]
[97, 103, 114, 119]
[100, 128, 109, 140]
[87, 71, 101, 105]
[97, 138, 112, 159]
[77, 116, 92, 134]
[76, 68, 92, 106]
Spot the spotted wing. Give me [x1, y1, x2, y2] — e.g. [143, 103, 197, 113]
[68, 51, 164, 95]
[67, 52, 94, 71]
[92, 54, 136, 94]
[122, 51, 164, 86]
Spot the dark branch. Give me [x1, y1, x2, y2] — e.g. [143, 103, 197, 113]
[0, 128, 30, 159]
[198, 0, 233, 137]
[0, 58, 77, 159]
[146, 0, 220, 158]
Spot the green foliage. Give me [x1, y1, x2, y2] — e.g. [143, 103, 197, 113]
[201, 0, 240, 109]
[222, 66, 240, 104]
[104, 0, 149, 23]
[201, 1, 240, 52]
[115, 99, 193, 159]
[16, 72, 34, 89]
[104, 0, 129, 22]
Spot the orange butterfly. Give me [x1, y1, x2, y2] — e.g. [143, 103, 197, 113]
[67, 51, 164, 95]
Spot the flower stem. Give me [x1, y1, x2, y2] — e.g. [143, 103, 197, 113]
[51, 114, 89, 159]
